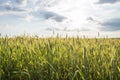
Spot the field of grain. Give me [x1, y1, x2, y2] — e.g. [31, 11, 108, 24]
[0, 36, 120, 80]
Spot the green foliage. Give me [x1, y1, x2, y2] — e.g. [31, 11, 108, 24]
[0, 36, 120, 80]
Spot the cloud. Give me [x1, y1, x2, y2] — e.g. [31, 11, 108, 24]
[50, 16, 66, 22]
[86, 17, 101, 24]
[42, 11, 67, 22]
[0, 0, 27, 8]
[100, 18, 120, 31]
[97, 0, 120, 4]
[15, 0, 27, 7]
[35, 0, 60, 8]
[0, 0, 28, 12]
[32, 10, 67, 22]
[0, 5, 27, 12]
[86, 17, 120, 31]
[86, 17, 95, 21]
[0, 0, 67, 22]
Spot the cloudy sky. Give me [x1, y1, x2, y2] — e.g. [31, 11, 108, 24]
[0, 0, 120, 37]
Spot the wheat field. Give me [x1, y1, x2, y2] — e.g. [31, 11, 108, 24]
[0, 36, 120, 80]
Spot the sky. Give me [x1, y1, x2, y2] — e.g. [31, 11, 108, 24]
[0, 0, 120, 38]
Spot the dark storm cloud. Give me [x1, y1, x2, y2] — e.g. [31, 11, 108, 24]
[100, 18, 120, 31]
[97, 0, 120, 4]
